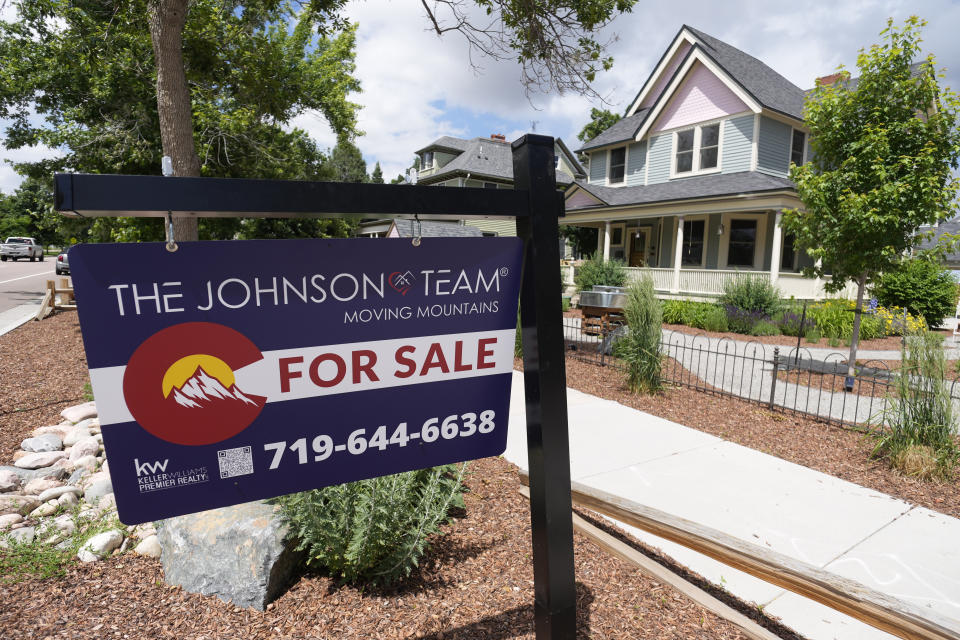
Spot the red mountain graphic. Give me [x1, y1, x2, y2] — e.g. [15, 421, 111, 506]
[168, 366, 264, 410]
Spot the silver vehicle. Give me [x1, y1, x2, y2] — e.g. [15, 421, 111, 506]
[55, 251, 70, 275]
[0, 237, 44, 262]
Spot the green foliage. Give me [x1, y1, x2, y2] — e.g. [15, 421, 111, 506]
[872, 257, 956, 328]
[749, 321, 780, 337]
[700, 305, 729, 332]
[574, 253, 626, 293]
[808, 298, 924, 340]
[615, 277, 662, 393]
[874, 332, 959, 479]
[577, 108, 620, 144]
[719, 277, 783, 316]
[662, 300, 686, 324]
[781, 17, 960, 357]
[330, 137, 369, 183]
[370, 162, 384, 184]
[558, 225, 598, 259]
[805, 328, 822, 343]
[277, 464, 466, 585]
[662, 300, 728, 332]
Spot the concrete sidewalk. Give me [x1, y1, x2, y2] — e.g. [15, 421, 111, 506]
[502, 371, 960, 639]
[0, 302, 41, 337]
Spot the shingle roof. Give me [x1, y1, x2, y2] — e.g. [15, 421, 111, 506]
[418, 136, 585, 185]
[578, 109, 651, 153]
[567, 171, 795, 208]
[685, 26, 806, 120]
[415, 136, 472, 154]
[917, 218, 960, 264]
[390, 219, 484, 238]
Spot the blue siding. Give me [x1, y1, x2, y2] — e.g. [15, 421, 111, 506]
[626, 141, 646, 186]
[647, 134, 671, 184]
[757, 116, 791, 177]
[588, 152, 606, 184]
[721, 115, 753, 174]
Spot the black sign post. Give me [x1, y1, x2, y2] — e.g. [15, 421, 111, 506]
[54, 134, 576, 639]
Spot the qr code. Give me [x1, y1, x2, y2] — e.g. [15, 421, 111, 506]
[218, 446, 254, 479]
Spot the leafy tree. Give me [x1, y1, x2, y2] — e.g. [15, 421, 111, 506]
[576, 108, 620, 144]
[329, 137, 368, 183]
[0, 0, 361, 241]
[389, 174, 407, 185]
[0, 177, 60, 246]
[782, 17, 960, 379]
[370, 161, 384, 184]
[558, 225, 597, 258]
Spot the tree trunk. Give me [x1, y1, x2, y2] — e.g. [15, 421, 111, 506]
[148, 0, 200, 242]
[846, 273, 868, 388]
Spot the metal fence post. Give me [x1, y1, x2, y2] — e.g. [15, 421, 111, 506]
[513, 134, 577, 640]
[769, 346, 780, 410]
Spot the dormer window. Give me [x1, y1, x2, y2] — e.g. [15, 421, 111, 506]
[790, 130, 806, 166]
[609, 147, 626, 184]
[421, 151, 434, 169]
[674, 123, 720, 175]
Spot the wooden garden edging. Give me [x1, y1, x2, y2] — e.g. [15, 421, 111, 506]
[519, 473, 960, 640]
[35, 278, 76, 321]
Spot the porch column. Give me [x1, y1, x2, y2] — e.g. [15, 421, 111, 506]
[769, 210, 783, 285]
[671, 216, 684, 293]
[814, 258, 824, 299]
[603, 220, 611, 261]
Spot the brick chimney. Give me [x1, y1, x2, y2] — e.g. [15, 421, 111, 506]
[816, 72, 847, 87]
[490, 133, 506, 141]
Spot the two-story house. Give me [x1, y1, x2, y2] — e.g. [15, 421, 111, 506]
[564, 26, 857, 299]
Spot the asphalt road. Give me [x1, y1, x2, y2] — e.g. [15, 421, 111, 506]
[0, 257, 60, 314]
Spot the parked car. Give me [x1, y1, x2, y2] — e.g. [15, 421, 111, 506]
[0, 237, 44, 262]
[55, 251, 70, 275]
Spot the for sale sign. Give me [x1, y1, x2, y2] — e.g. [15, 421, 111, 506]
[70, 238, 523, 524]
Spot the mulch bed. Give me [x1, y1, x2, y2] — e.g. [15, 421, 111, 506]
[0, 310, 797, 639]
[0, 311, 90, 459]
[559, 356, 960, 519]
[662, 323, 952, 352]
[775, 369, 893, 398]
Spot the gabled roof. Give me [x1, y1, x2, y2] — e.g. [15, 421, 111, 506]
[684, 26, 806, 121]
[578, 109, 651, 153]
[416, 135, 585, 185]
[415, 136, 472, 155]
[389, 219, 484, 238]
[565, 171, 796, 209]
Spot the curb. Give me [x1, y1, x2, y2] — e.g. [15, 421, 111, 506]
[0, 303, 42, 337]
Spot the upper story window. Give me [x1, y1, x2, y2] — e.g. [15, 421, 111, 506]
[675, 123, 720, 175]
[421, 151, 434, 170]
[483, 182, 498, 189]
[790, 130, 806, 166]
[609, 147, 626, 184]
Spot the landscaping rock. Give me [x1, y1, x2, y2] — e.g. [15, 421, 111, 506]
[14, 451, 67, 470]
[12, 451, 28, 462]
[0, 495, 40, 516]
[0, 470, 20, 492]
[61, 402, 97, 424]
[31, 425, 71, 439]
[62, 427, 92, 447]
[71, 455, 98, 475]
[134, 534, 162, 558]
[0, 514, 23, 529]
[83, 473, 113, 503]
[77, 530, 123, 562]
[69, 437, 101, 461]
[29, 501, 58, 518]
[38, 485, 81, 502]
[157, 501, 303, 610]
[23, 477, 63, 495]
[1, 525, 35, 546]
[21, 434, 63, 453]
[57, 492, 79, 508]
[0, 465, 65, 484]
[74, 417, 99, 432]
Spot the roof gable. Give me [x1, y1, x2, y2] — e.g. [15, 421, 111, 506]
[651, 61, 749, 132]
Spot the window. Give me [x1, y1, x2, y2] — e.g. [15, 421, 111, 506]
[611, 225, 623, 246]
[781, 233, 796, 270]
[681, 220, 705, 265]
[483, 182, 498, 189]
[675, 123, 720, 174]
[421, 151, 434, 169]
[790, 130, 805, 166]
[728, 220, 757, 267]
[609, 147, 626, 183]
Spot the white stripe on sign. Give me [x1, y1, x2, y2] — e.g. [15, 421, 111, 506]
[89, 329, 516, 427]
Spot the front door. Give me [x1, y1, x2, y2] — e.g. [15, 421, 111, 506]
[629, 228, 649, 267]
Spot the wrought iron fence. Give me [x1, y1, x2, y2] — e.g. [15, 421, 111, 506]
[562, 315, 960, 432]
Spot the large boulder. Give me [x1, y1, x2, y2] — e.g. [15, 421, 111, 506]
[14, 451, 67, 470]
[61, 402, 97, 424]
[21, 434, 63, 453]
[156, 501, 303, 610]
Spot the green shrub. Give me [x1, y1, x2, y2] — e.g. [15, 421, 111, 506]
[662, 300, 686, 324]
[719, 276, 783, 316]
[615, 276, 662, 393]
[701, 305, 728, 332]
[277, 465, 466, 585]
[872, 257, 956, 328]
[660, 300, 727, 332]
[574, 253, 627, 293]
[808, 299, 851, 339]
[804, 328, 821, 343]
[749, 321, 780, 336]
[874, 332, 959, 480]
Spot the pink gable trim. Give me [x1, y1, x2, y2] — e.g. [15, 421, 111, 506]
[387, 224, 400, 238]
[639, 41, 691, 110]
[566, 190, 603, 210]
[652, 62, 748, 133]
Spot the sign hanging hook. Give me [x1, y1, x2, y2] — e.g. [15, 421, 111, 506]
[165, 211, 178, 253]
[412, 214, 422, 247]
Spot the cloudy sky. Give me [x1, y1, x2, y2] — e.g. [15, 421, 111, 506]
[2, 0, 959, 192]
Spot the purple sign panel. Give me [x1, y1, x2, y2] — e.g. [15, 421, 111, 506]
[70, 238, 523, 524]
